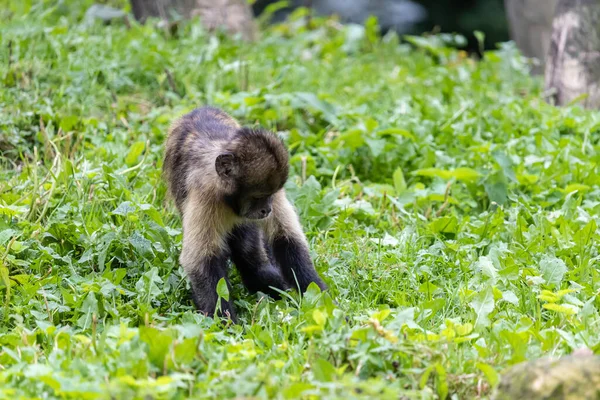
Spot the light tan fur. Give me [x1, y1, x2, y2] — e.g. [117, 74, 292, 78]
[264, 190, 307, 243]
[185, 140, 227, 196]
[182, 188, 305, 272]
[180, 189, 239, 270]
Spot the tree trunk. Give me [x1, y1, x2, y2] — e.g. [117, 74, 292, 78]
[544, 0, 600, 108]
[504, 0, 558, 74]
[130, 0, 257, 40]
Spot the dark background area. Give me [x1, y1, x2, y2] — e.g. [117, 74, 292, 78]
[252, 0, 509, 52]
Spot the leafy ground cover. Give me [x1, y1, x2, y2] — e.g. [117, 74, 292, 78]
[2, 1, 600, 399]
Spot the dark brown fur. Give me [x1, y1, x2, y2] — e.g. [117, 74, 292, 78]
[163, 107, 327, 322]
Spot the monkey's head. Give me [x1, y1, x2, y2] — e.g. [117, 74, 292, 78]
[216, 128, 289, 220]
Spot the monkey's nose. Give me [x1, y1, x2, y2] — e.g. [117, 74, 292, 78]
[260, 208, 271, 217]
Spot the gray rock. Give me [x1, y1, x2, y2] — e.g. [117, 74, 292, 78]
[493, 353, 600, 400]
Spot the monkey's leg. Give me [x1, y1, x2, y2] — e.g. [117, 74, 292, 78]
[270, 192, 327, 293]
[184, 252, 237, 322]
[228, 225, 288, 298]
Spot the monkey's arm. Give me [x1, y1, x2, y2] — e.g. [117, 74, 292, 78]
[269, 191, 327, 292]
[180, 194, 237, 321]
[228, 224, 288, 298]
[184, 252, 236, 321]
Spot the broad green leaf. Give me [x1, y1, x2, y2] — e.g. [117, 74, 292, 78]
[283, 383, 314, 399]
[312, 309, 327, 326]
[76, 292, 99, 329]
[59, 115, 79, 132]
[129, 231, 154, 259]
[172, 337, 197, 366]
[574, 219, 596, 248]
[125, 141, 145, 167]
[470, 286, 495, 328]
[293, 92, 338, 124]
[540, 255, 567, 287]
[484, 171, 508, 205]
[139, 326, 174, 368]
[451, 167, 481, 182]
[365, 137, 386, 157]
[502, 290, 519, 306]
[477, 255, 498, 283]
[112, 201, 136, 216]
[135, 267, 163, 302]
[371, 308, 391, 322]
[216, 278, 230, 302]
[0, 229, 16, 246]
[429, 216, 458, 234]
[312, 358, 336, 382]
[476, 362, 498, 387]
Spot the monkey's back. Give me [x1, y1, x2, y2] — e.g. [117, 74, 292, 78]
[163, 107, 240, 209]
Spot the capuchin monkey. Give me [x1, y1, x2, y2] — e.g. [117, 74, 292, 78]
[163, 107, 327, 322]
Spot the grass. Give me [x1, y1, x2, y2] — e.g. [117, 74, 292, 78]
[2, 1, 600, 399]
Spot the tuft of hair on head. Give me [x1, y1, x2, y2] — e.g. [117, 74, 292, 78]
[233, 127, 289, 171]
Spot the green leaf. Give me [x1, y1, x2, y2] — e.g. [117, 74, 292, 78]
[414, 167, 480, 183]
[434, 363, 448, 399]
[540, 255, 567, 287]
[419, 364, 435, 389]
[129, 231, 154, 259]
[0, 229, 17, 246]
[377, 128, 416, 140]
[172, 337, 197, 366]
[393, 167, 407, 195]
[451, 167, 481, 182]
[335, 129, 365, 150]
[59, 115, 79, 132]
[312, 358, 336, 382]
[293, 92, 338, 124]
[0, 260, 10, 300]
[365, 137, 386, 157]
[484, 172, 508, 205]
[573, 219, 596, 248]
[476, 362, 498, 387]
[125, 141, 145, 167]
[112, 201, 136, 216]
[474, 30, 485, 53]
[135, 267, 163, 302]
[470, 286, 495, 328]
[502, 290, 519, 306]
[139, 326, 174, 368]
[543, 303, 578, 315]
[492, 150, 516, 182]
[76, 292, 99, 329]
[477, 255, 498, 283]
[216, 277, 229, 302]
[429, 216, 458, 234]
[312, 309, 327, 326]
[283, 383, 314, 399]
[302, 281, 323, 307]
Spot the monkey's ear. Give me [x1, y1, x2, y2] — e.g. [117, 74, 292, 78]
[215, 153, 239, 179]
